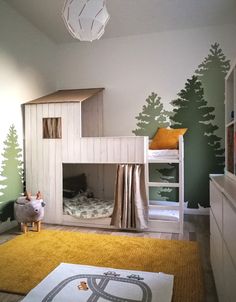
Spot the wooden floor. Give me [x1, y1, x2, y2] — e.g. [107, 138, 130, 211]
[0, 215, 218, 302]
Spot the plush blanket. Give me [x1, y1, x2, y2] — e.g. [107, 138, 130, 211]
[63, 193, 114, 219]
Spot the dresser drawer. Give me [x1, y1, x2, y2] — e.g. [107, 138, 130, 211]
[210, 181, 223, 232]
[223, 243, 236, 302]
[223, 197, 236, 267]
[210, 211, 224, 302]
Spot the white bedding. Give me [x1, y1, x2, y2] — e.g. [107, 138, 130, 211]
[148, 149, 178, 159]
[63, 192, 114, 219]
[149, 208, 179, 221]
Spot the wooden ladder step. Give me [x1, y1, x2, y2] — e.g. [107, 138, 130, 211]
[148, 182, 179, 187]
[149, 204, 180, 211]
[148, 158, 180, 163]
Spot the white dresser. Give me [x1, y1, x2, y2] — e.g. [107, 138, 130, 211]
[210, 175, 236, 302]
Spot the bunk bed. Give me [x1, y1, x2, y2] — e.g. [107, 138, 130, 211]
[23, 89, 184, 233]
[60, 135, 185, 234]
[61, 135, 185, 234]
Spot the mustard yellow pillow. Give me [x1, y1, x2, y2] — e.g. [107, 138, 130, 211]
[149, 128, 187, 149]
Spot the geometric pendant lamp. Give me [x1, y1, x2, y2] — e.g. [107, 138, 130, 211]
[62, 0, 110, 42]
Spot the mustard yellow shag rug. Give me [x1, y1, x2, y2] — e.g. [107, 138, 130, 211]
[0, 230, 204, 302]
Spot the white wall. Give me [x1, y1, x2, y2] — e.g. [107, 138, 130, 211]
[57, 24, 236, 136]
[0, 0, 57, 158]
[0, 0, 57, 231]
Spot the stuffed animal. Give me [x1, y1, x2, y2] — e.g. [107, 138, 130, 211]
[25, 191, 31, 201]
[14, 191, 46, 233]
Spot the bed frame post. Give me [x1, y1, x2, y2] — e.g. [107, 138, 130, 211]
[144, 136, 150, 215]
[179, 135, 184, 234]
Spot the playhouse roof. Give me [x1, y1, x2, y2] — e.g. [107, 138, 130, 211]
[25, 88, 104, 105]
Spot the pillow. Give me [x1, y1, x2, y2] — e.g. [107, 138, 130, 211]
[149, 128, 187, 150]
[63, 188, 77, 199]
[63, 173, 87, 198]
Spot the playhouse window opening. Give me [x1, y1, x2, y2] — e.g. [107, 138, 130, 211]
[43, 117, 62, 139]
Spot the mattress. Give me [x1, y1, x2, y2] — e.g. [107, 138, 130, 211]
[148, 149, 178, 159]
[149, 208, 179, 221]
[63, 193, 114, 219]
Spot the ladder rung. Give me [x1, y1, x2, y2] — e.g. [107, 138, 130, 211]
[148, 182, 179, 187]
[148, 158, 180, 163]
[149, 204, 180, 211]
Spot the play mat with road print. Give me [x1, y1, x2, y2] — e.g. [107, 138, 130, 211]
[21, 263, 174, 302]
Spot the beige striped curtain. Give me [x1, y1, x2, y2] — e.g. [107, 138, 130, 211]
[111, 164, 148, 230]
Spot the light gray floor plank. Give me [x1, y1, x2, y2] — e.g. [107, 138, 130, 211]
[0, 292, 23, 302]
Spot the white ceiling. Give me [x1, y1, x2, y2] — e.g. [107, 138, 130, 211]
[4, 0, 236, 44]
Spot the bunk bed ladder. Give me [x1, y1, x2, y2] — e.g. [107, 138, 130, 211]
[147, 135, 184, 234]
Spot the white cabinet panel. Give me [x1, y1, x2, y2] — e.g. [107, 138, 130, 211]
[210, 181, 223, 232]
[210, 210, 224, 302]
[223, 244, 236, 302]
[223, 197, 236, 268]
[210, 178, 236, 302]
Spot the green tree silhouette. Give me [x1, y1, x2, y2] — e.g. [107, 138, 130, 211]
[0, 125, 23, 205]
[171, 76, 224, 208]
[133, 92, 170, 138]
[133, 92, 174, 201]
[195, 42, 230, 144]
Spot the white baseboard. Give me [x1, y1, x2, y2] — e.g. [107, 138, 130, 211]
[149, 200, 209, 215]
[184, 206, 209, 215]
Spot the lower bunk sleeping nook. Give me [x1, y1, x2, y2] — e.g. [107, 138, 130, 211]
[62, 162, 148, 231]
[62, 164, 116, 227]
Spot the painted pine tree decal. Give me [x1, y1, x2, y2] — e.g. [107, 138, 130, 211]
[0, 125, 23, 204]
[195, 42, 230, 144]
[133, 92, 174, 201]
[171, 76, 224, 208]
[133, 92, 170, 138]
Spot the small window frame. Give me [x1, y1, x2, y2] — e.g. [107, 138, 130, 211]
[42, 117, 62, 139]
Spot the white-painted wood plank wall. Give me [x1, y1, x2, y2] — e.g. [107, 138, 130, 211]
[54, 104, 63, 222]
[82, 94, 103, 137]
